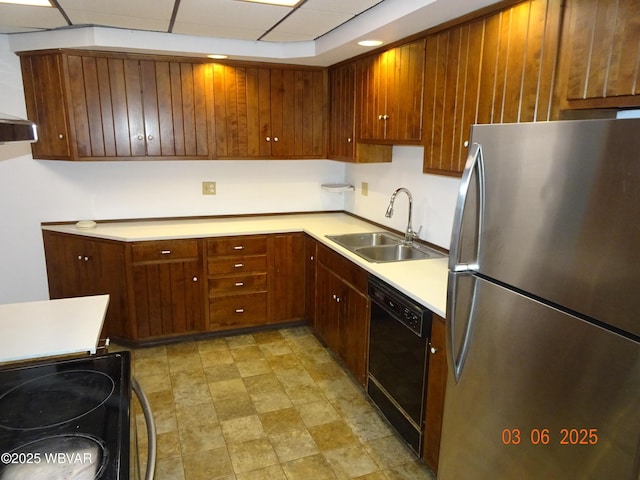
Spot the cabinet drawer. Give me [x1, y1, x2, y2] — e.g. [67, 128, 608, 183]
[208, 255, 267, 275]
[208, 273, 267, 296]
[132, 240, 199, 262]
[209, 293, 267, 328]
[207, 236, 267, 256]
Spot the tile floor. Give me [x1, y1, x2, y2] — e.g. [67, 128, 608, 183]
[125, 326, 436, 480]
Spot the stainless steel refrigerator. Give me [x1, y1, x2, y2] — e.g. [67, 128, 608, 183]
[441, 119, 640, 479]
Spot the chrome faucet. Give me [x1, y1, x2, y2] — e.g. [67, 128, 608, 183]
[385, 187, 419, 244]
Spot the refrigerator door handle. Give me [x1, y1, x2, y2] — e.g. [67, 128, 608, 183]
[449, 143, 485, 273]
[447, 272, 479, 383]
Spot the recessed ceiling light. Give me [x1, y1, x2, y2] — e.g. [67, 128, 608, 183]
[0, 0, 52, 5]
[208, 54, 229, 60]
[235, 0, 302, 6]
[358, 40, 383, 47]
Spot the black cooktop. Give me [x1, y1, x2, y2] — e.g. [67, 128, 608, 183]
[0, 352, 130, 480]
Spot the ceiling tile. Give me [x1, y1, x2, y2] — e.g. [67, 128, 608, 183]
[301, 0, 383, 16]
[0, 5, 67, 33]
[57, 0, 175, 29]
[266, 8, 351, 40]
[173, 0, 291, 39]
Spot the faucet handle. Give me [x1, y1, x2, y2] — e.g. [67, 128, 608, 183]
[412, 225, 423, 240]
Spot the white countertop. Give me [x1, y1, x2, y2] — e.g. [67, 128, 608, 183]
[43, 213, 449, 317]
[0, 295, 109, 364]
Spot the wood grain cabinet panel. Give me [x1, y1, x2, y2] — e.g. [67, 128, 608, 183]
[20, 51, 213, 160]
[328, 62, 356, 160]
[42, 231, 128, 339]
[212, 64, 326, 159]
[357, 39, 426, 144]
[269, 233, 306, 324]
[562, 0, 640, 108]
[130, 239, 204, 340]
[423, 0, 562, 176]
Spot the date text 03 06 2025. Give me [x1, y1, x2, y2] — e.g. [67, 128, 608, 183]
[501, 428, 599, 446]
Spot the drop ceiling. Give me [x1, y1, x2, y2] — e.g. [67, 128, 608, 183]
[1, 0, 502, 66]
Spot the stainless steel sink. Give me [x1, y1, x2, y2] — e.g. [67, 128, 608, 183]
[326, 232, 401, 249]
[326, 232, 445, 262]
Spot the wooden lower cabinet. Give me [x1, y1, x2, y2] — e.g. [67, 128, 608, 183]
[422, 314, 448, 472]
[42, 231, 128, 340]
[129, 239, 204, 340]
[315, 243, 369, 385]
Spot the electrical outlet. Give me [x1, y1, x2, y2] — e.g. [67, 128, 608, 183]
[202, 181, 216, 195]
[361, 182, 368, 196]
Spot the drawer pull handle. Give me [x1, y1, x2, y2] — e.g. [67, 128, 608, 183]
[235, 308, 244, 313]
[161, 250, 171, 255]
[233, 246, 244, 250]
[234, 263, 244, 268]
[235, 282, 244, 287]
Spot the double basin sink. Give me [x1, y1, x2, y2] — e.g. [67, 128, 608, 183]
[326, 232, 445, 263]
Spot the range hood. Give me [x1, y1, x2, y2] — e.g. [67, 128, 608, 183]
[0, 113, 37, 144]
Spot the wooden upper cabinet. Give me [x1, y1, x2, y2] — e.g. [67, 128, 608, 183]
[212, 64, 326, 159]
[21, 51, 214, 160]
[20, 54, 72, 159]
[423, 0, 562, 176]
[328, 62, 356, 160]
[356, 39, 426, 144]
[562, 0, 640, 108]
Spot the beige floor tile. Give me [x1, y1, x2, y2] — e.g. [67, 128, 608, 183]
[331, 394, 376, 419]
[146, 408, 178, 435]
[251, 389, 293, 413]
[147, 389, 176, 412]
[228, 438, 279, 474]
[236, 464, 287, 480]
[364, 435, 416, 469]
[383, 461, 435, 480]
[297, 400, 340, 427]
[204, 363, 241, 383]
[226, 333, 257, 349]
[199, 348, 234, 367]
[260, 407, 306, 437]
[252, 330, 285, 344]
[168, 353, 203, 374]
[309, 420, 358, 451]
[214, 393, 257, 421]
[230, 344, 265, 362]
[182, 447, 234, 480]
[354, 472, 387, 480]
[243, 372, 283, 395]
[135, 357, 170, 377]
[196, 336, 229, 353]
[265, 352, 303, 371]
[258, 340, 294, 357]
[166, 341, 198, 355]
[236, 358, 272, 377]
[323, 443, 380, 479]
[269, 426, 319, 463]
[173, 384, 212, 408]
[154, 456, 186, 480]
[305, 360, 346, 382]
[274, 366, 315, 389]
[136, 373, 172, 394]
[133, 344, 167, 361]
[220, 414, 266, 444]
[317, 376, 361, 400]
[156, 431, 182, 460]
[170, 370, 208, 390]
[281, 454, 338, 480]
[209, 378, 248, 401]
[179, 424, 226, 454]
[344, 411, 393, 442]
[175, 402, 218, 430]
[285, 382, 326, 406]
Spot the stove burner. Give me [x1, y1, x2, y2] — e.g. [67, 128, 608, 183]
[0, 433, 108, 480]
[0, 370, 115, 431]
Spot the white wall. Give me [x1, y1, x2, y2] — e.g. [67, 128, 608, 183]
[0, 34, 460, 305]
[346, 146, 459, 249]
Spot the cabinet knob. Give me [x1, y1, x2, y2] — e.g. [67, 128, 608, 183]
[347, 137, 352, 143]
[137, 134, 144, 141]
[192, 276, 198, 282]
[273, 137, 279, 142]
[430, 346, 438, 354]
[147, 134, 154, 141]
[78, 255, 90, 261]
[58, 133, 65, 139]
[266, 136, 271, 142]
[310, 255, 314, 261]
[463, 140, 469, 148]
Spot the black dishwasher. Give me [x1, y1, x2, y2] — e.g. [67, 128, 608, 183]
[368, 276, 432, 454]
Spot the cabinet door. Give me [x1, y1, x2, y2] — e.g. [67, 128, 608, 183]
[304, 235, 318, 327]
[357, 39, 425, 143]
[20, 54, 72, 159]
[42, 231, 128, 339]
[270, 233, 306, 323]
[337, 280, 369, 385]
[328, 62, 356, 160]
[140, 60, 212, 158]
[423, 0, 561, 176]
[422, 314, 447, 473]
[132, 259, 203, 339]
[67, 55, 146, 158]
[315, 263, 341, 353]
[564, 0, 640, 106]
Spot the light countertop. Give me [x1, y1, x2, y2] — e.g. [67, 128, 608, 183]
[0, 295, 109, 363]
[43, 213, 449, 317]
